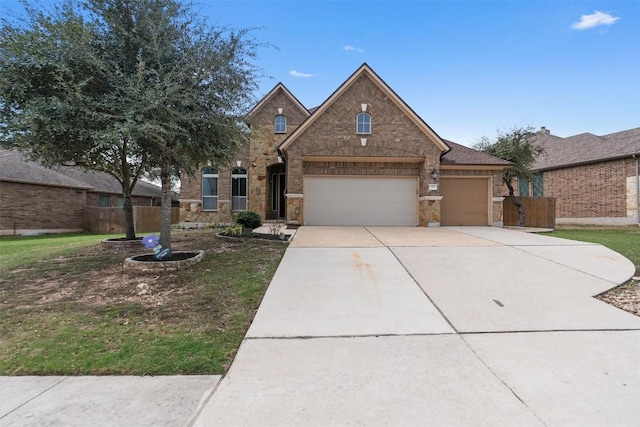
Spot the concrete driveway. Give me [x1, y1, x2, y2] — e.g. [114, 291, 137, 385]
[193, 226, 640, 426]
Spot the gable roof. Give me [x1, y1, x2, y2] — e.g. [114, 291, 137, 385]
[278, 63, 450, 153]
[532, 127, 640, 171]
[246, 82, 309, 119]
[441, 140, 513, 167]
[0, 148, 162, 197]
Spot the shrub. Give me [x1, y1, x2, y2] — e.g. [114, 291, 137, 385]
[235, 211, 262, 229]
[223, 224, 244, 236]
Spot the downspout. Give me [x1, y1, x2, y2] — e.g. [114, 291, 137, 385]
[635, 154, 639, 225]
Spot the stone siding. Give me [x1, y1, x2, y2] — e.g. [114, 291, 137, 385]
[179, 86, 308, 224]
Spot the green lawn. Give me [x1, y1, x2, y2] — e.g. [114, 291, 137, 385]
[0, 233, 123, 272]
[0, 231, 286, 375]
[547, 227, 640, 267]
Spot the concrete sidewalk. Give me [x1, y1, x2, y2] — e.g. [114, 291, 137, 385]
[193, 226, 640, 426]
[0, 376, 219, 427]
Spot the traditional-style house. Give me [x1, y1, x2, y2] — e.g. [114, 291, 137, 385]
[180, 64, 512, 227]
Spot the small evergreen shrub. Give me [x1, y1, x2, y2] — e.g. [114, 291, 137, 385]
[235, 211, 262, 229]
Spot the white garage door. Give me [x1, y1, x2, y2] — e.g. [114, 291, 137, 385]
[304, 176, 417, 226]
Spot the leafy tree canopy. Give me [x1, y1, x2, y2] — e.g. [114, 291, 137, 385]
[474, 126, 543, 226]
[1, 0, 263, 244]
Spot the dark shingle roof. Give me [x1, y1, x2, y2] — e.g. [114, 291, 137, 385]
[52, 165, 162, 198]
[440, 140, 513, 166]
[0, 149, 92, 189]
[0, 148, 162, 197]
[532, 127, 640, 171]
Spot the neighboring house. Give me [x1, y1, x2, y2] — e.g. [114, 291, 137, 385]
[0, 148, 164, 235]
[525, 127, 640, 225]
[180, 63, 512, 227]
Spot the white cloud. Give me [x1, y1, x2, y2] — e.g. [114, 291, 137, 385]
[289, 70, 314, 78]
[344, 45, 365, 54]
[571, 11, 620, 30]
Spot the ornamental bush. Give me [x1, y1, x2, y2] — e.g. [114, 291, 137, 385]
[235, 211, 262, 229]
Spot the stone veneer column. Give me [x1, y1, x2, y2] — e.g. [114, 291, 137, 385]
[492, 197, 505, 227]
[285, 194, 303, 226]
[418, 196, 442, 227]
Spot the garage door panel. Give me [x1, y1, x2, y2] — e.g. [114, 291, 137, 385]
[440, 178, 489, 226]
[304, 177, 417, 226]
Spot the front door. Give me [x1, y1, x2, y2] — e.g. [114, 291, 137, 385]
[269, 165, 286, 219]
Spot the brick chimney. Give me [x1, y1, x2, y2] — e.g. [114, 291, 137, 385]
[539, 126, 550, 135]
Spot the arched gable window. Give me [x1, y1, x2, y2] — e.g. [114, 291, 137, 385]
[356, 112, 371, 134]
[202, 167, 218, 211]
[274, 115, 287, 134]
[231, 167, 248, 211]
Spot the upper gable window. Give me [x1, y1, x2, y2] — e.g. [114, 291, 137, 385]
[274, 115, 287, 134]
[356, 112, 371, 134]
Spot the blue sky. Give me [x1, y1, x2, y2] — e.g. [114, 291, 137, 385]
[3, 0, 639, 146]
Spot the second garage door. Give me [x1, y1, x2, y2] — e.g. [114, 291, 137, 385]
[304, 176, 417, 226]
[440, 177, 489, 226]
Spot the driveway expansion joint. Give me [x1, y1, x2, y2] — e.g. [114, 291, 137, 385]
[388, 247, 460, 334]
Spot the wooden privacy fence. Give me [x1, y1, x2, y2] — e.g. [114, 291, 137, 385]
[84, 206, 180, 234]
[503, 197, 556, 229]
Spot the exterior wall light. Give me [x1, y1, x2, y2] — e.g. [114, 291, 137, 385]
[236, 160, 242, 167]
[431, 169, 439, 181]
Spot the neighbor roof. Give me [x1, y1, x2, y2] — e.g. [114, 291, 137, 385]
[532, 127, 640, 171]
[279, 63, 450, 153]
[440, 140, 513, 167]
[0, 149, 92, 189]
[0, 148, 162, 197]
[52, 165, 162, 198]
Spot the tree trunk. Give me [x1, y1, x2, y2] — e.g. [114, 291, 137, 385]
[122, 183, 136, 240]
[505, 179, 526, 227]
[159, 151, 172, 254]
[121, 138, 136, 239]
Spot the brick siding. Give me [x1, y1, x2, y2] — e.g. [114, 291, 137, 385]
[542, 158, 635, 218]
[303, 161, 421, 176]
[0, 181, 86, 232]
[284, 73, 442, 197]
[85, 192, 157, 207]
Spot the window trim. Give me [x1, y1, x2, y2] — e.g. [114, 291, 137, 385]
[202, 167, 219, 211]
[231, 167, 248, 211]
[356, 112, 371, 134]
[274, 114, 287, 134]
